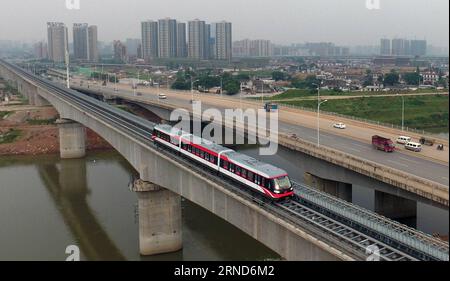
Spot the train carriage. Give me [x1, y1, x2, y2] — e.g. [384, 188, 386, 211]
[152, 124, 294, 200]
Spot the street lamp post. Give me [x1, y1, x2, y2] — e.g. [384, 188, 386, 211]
[191, 78, 200, 102]
[398, 93, 405, 131]
[313, 80, 326, 147]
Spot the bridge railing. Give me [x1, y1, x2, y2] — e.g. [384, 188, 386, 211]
[295, 182, 449, 261]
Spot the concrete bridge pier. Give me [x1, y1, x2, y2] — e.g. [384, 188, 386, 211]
[374, 191, 417, 222]
[132, 179, 182, 256]
[304, 173, 352, 202]
[57, 119, 86, 159]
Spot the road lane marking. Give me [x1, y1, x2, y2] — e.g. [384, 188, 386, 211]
[387, 160, 409, 168]
[399, 157, 420, 164]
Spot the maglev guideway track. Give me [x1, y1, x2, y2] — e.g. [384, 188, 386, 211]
[1, 60, 448, 261]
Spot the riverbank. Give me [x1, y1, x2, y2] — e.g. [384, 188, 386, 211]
[0, 105, 112, 156]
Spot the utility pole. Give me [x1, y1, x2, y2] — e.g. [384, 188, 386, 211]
[65, 49, 70, 89]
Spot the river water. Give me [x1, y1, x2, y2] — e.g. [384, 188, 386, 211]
[0, 152, 279, 261]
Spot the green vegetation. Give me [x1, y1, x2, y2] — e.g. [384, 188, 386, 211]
[403, 72, 421, 85]
[383, 71, 400, 86]
[290, 75, 320, 89]
[171, 71, 242, 95]
[114, 105, 134, 114]
[0, 111, 12, 119]
[261, 89, 344, 100]
[0, 129, 21, 144]
[279, 95, 449, 133]
[272, 71, 289, 81]
[27, 118, 57, 125]
[90, 72, 118, 83]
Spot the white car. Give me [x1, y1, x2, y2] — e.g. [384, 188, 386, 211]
[333, 122, 346, 129]
[396, 136, 411, 145]
[158, 93, 167, 100]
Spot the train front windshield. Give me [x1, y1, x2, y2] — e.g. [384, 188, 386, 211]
[274, 176, 292, 191]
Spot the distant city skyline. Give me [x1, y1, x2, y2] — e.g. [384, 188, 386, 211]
[0, 0, 448, 49]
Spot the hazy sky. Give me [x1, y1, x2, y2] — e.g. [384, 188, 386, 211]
[1, 0, 448, 47]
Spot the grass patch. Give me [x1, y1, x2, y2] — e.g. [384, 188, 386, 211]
[263, 89, 449, 101]
[27, 118, 57, 125]
[280, 95, 449, 133]
[0, 129, 22, 144]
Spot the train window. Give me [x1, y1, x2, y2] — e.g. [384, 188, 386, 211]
[221, 160, 229, 169]
[255, 175, 261, 185]
[248, 171, 254, 182]
[261, 177, 266, 187]
[200, 150, 205, 158]
[236, 166, 241, 175]
[205, 153, 209, 161]
[241, 169, 247, 179]
[187, 145, 192, 152]
[211, 156, 216, 164]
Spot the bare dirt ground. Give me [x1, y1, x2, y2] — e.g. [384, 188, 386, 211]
[0, 105, 112, 156]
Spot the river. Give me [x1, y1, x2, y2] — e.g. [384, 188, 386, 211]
[0, 152, 280, 261]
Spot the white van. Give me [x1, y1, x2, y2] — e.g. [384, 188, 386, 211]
[396, 136, 411, 144]
[405, 142, 422, 152]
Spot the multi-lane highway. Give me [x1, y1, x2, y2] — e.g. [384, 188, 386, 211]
[71, 79, 449, 186]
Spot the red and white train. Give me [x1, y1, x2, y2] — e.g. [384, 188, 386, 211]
[152, 124, 294, 200]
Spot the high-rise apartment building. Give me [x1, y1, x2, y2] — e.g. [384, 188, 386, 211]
[215, 21, 232, 60]
[34, 41, 48, 59]
[141, 20, 159, 60]
[88, 25, 99, 62]
[209, 24, 217, 59]
[126, 38, 141, 57]
[410, 40, 427, 56]
[380, 38, 391, 55]
[73, 23, 89, 61]
[392, 39, 408, 56]
[188, 19, 208, 60]
[204, 24, 211, 59]
[158, 18, 177, 58]
[176, 23, 187, 57]
[250, 39, 271, 57]
[113, 40, 127, 63]
[47, 22, 68, 63]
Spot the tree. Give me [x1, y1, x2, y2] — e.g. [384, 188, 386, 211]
[236, 73, 250, 81]
[363, 70, 374, 87]
[291, 75, 319, 89]
[223, 80, 240, 95]
[403, 72, 421, 85]
[272, 71, 286, 81]
[384, 71, 400, 86]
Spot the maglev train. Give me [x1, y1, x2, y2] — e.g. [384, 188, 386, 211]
[152, 124, 294, 200]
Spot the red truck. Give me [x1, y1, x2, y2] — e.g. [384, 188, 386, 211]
[372, 135, 395, 152]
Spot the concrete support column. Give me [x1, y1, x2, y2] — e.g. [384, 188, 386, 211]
[57, 119, 86, 159]
[132, 179, 182, 256]
[375, 191, 417, 220]
[304, 173, 352, 202]
[35, 88, 50, 106]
